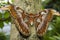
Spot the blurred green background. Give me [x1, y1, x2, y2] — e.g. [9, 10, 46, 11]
[0, 0, 60, 40]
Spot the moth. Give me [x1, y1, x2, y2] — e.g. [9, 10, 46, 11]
[0, 3, 60, 37]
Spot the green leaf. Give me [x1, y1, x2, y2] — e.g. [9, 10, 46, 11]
[0, 13, 2, 19]
[0, 21, 4, 29]
[53, 36, 60, 40]
[0, 32, 7, 40]
[12, 0, 14, 2]
[4, 11, 10, 19]
[4, 17, 11, 24]
[5, 20, 9, 24]
[49, 37, 56, 40]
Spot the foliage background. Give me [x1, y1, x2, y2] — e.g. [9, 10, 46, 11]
[0, 0, 60, 40]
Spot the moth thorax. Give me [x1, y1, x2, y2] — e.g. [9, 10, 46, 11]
[29, 17, 34, 25]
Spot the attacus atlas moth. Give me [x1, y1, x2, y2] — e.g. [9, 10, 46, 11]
[0, 3, 60, 37]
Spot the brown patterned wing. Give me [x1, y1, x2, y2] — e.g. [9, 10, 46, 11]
[9, 4, 30, 37]
[37, 9, 53, 37]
